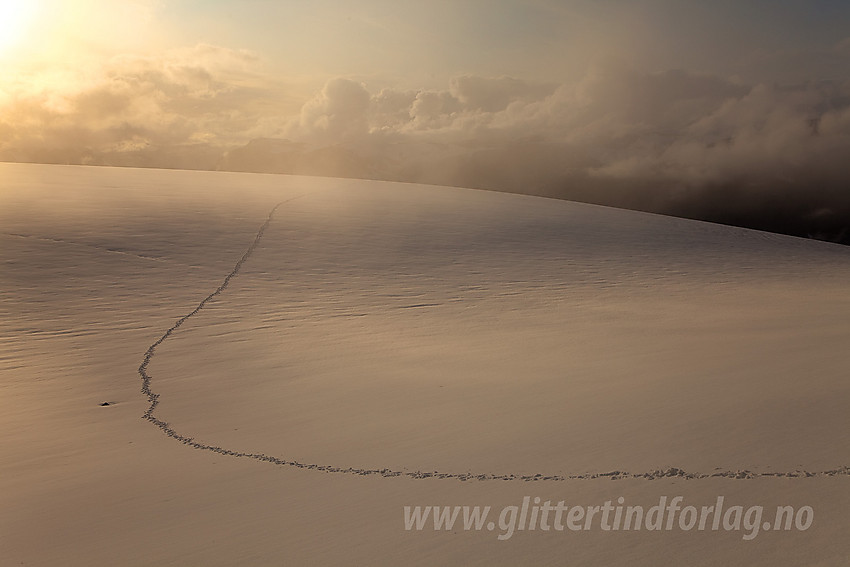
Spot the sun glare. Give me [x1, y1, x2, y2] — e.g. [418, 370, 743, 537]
[0, 0, 41, 54]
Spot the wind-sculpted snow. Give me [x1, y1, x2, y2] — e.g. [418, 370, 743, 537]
[137, 198, 850, 481]
[5, 164, 850, 567]
[5, 232, 167, 262]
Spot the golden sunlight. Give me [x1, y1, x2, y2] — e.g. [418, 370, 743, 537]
[0, 0, 41, 54]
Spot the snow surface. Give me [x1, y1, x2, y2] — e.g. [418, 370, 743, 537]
[1, 162, 848, 565]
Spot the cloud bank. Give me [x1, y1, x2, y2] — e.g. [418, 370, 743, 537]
[3, 43, 850, 242]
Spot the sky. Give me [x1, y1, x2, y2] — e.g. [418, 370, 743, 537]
[1, 0, 850, 240]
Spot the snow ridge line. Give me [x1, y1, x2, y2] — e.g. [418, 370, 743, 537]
[137, 200, 850, 482]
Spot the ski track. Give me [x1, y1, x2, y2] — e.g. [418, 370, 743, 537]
[137, 199, 850, 482]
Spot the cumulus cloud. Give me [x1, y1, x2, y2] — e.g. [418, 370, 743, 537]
[3, 46, 850, 242]
[449, 75, 558, 113]
[0, 44, 273, 168]
[287, 78, 371, 143]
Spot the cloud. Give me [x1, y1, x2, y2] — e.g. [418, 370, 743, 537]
[449, 75, 557, 113]
[3, 45, 850, 242]
[0, 44, 274, 168]
[287, 78, 371, 143]
[370, 88, 418, 130]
